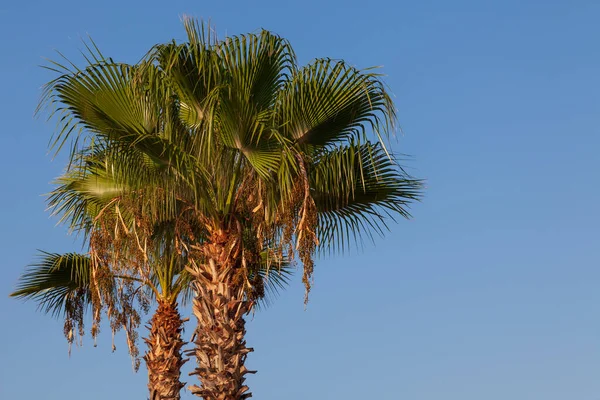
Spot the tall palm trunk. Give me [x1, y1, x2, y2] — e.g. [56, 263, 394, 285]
[187, 230, 255, 400]
[144, 300, 187, 400]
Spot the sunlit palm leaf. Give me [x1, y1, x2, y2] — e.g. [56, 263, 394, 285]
[214, 30, 295, 178]
[277, 59, 396, 151]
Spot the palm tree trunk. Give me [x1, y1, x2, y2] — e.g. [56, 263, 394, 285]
[187, 233, 255, 400]
[144, 300, 187, 400]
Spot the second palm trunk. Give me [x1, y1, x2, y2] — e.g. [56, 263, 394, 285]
[144, 300, 186, 400]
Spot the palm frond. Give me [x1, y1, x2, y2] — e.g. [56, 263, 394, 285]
[43, 65, 148, 159]
[278, 59, 396, 151]
[311, 141, 422, 253]
[214, 30, 295, 179]
[253, 252, 294, 308]
[10, 252, 93, 317]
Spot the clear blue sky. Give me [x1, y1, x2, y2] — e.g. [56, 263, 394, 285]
[1, 1, 599, 399]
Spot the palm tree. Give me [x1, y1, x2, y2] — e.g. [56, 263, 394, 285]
[11, 249, 189, 397]
[32, 18, 422, 399]
[151, 22, 422, 399]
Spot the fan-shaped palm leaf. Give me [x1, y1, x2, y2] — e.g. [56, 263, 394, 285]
[11, 252, 95, 317]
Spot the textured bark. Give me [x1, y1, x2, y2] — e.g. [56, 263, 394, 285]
[144, 300, 187, 400]
[187, 231, 255, 399]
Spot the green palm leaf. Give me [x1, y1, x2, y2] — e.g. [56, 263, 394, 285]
[311, 141, 422, 252]
[11, 252, 94, 317]
[214, 30, 295, 179]
[278, 59, 396, 150]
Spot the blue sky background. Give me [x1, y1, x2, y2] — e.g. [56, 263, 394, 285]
[1, 1, 599, 399]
